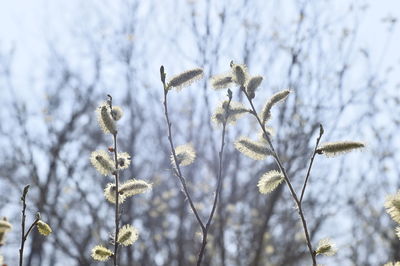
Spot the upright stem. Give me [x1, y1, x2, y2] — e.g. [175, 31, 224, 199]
[19, 187, 28, 266]
[300, 125, 324, 203]
[161, 66, 213, 264]
[197, 93, 232, 265]
[108, 95, 121, 266]
[19, 185, 39, 266]
[161, 84, 205, 231]
[113, 132, 120, 266]
[241, 87, 317, 265]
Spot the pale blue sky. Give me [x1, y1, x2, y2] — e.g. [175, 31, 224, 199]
[1, 0, 399, 94]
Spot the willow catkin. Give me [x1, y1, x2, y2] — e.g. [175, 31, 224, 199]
[231, 63, 248, 86]
[234, 137, 273, 160]
[211, 100, 249, 126]
[316, 141, 365, 157]
[104, 183, 126, 204]
[117, 224, 139, 246]
[91, 245, 114, 261]
[260, 89, 291, 125]
[111, 106, 123, 121]
[210, 73, 234, 90]
[97, 103, 117, 134]
[36, 220, 52, 236]
[119, 179, 152, 198]
[117, 152, 131, 170]
[172, 144, 196, 166]
[246, 75, 263, 99]
[90, 150, 115, 176]
[257, 170, 285, 194]
[167, 68, 204, 90]
[315, 238, 337, 256]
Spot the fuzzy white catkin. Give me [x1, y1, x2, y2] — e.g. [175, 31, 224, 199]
[234, 137, 273, 160]
[167, 68, 204, 90]
[231, 63, 248, 86]
[246, 76, 263, 99]
[117, 152, 131, 170]
[91, 245, 113, 261]
[119, 179, 152, 198]
[210, 73, 234, 90]
[104, 183, 126, 204]
[315, 238, 337, 256]
[117, 224, 139, 246]
[111, 106, 123, 121]
[316, 141, 365, 157]
[90, 150, 115, 176]
[261, 89, 291, 125]
[172, 144, 196, 166]
[97, 103, 117, 134]
[257, 170, 284, 194]
[211, 100, 249, 126]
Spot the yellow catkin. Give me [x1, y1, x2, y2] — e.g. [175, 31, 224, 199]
[36, 220, 52, 236]
[315, 238, 336, 256]
[117, 224, 139, 246]
[167, 68, 204, 90]
[316, 141, 365, 157]
[91, 245, 113, 261]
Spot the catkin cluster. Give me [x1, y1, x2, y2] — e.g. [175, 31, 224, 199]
[210, 62, 290, 194]
[90, 100, 152, 262]
[208, 61, 367, 264]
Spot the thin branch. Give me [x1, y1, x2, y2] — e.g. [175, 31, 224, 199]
[197, 90, 232, 265]
[241, 86, 317, 266]
[19, 185, 39, 266]
[108, 95, 121, 266]
[160, 66, 205, 232]
[300, 124, 324, 203]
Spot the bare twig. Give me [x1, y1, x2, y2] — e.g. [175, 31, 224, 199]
[19, 185, 39, 266]
[300, 124, 324, 203]
[160, 66, 205, 231]
[197, 89, 232, 265]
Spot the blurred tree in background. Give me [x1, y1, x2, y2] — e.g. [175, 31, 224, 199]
[0, 0, 398, 265]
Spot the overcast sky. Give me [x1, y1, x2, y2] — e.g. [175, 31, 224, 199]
[1, 0, 399, 95]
